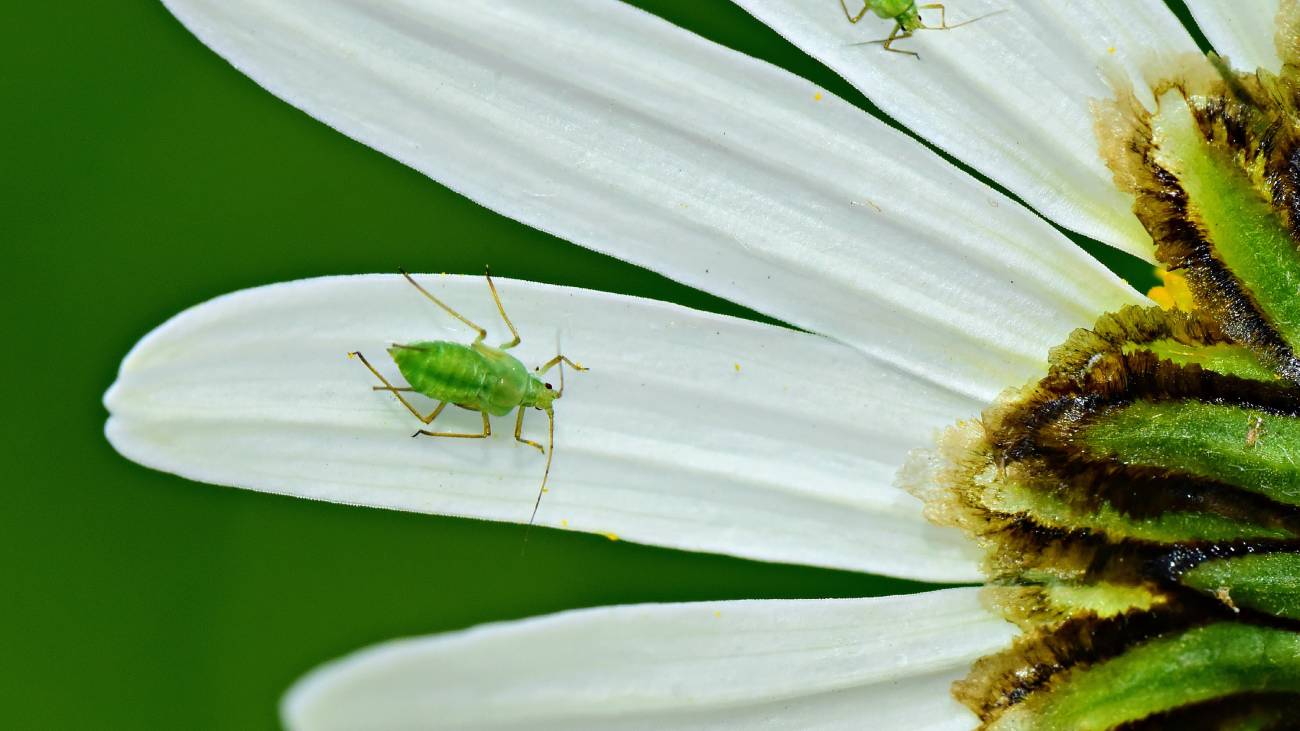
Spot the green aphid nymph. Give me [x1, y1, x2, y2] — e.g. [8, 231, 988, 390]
[839, 0, 989, 58]
[387, 341, 557, 420]
[350, 269, 587, 527]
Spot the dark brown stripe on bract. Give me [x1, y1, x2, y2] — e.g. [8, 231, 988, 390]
[951, 51, 1300, 728]
[1142, 150, 1300, 381]
[1153, 540, 1300, 582]
[1203, 62, 1300, 247]
[1045, 306, 1236, 378]
[982, 349, 1300, 546]
[994, 349, 1300, 457]
[957, 604, 1217, 725]
[959, 584, 1300, 726]
[1103, 73, 1300, 382]
[1010, 455, 1300, 531]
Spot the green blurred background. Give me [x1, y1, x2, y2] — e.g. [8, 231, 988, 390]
[3, 1, 1195, 728]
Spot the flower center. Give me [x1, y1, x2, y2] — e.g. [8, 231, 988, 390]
[914, 34, 1300, 729]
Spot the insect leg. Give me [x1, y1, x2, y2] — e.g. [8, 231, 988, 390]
[838, 0, 872, 23]
[852, 22, 919, 57]
[513, 408, 545, 454]
[350, 351, 447, 424]
[399, 269, 488, 343]
[535, 354, 588, 397]
[879, 24, 919, 57]
[412, 410, 492, 439]
[920, 3, 947, 28]
[535, 355, 587, 374]
[483, 266, 522, 350]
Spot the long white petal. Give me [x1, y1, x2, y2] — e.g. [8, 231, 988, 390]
[1185, 0, 1283, 72]
[161, 0, 1145, 403]
[736, 0, 1201, 260]
[105, 275, 984, 580]
[283, 587, 1012, 730]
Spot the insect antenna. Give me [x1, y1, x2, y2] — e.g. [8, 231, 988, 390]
[526, 408, 556, 530]
[524, 339, 565, 546]
[521, 406, 555, 552]
[928, 7, 1005, 31]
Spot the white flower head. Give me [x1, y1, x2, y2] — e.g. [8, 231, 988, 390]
[105, 0, 1288, 728]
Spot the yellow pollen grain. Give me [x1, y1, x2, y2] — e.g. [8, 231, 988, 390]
[1107, 46, 1116, 54]
[713, 610, 721, 618]
[1147, 268, 1196, 311]
[733, 362, 741, 372]
[813, 92, 823, 101]
[599, 531, 620, 542]
[560, 519, 569, 527]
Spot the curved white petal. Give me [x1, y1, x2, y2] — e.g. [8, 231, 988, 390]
[161, 0, 1146, 404]
[736, 0, 1201, 260]
[105, 275, 985, 580]
[283, 587, 1013, 730]
[1185, 0, 1283, 72]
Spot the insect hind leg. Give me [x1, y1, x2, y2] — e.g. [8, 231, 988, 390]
[350, 351, 447, 424]
[412, 410, 492, 439]
[399, 269, 489, 343]
[483, 266, 522, 350]
[839, 0, 871, 23]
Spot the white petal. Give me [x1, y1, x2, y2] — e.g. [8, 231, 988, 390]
[736, 0, 1201, 260]
[1185, 0, 1283, 72]
[283, 587, 1013, 730]
[162, 0, 1146, 403]
[105, 275, 984, 580]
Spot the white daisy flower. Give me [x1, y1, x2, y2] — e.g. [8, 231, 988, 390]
[104, 0, 1295, 728]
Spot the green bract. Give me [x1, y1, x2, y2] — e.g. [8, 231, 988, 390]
[910, 4, 1300, 726]
[987, 623, 1300, 730]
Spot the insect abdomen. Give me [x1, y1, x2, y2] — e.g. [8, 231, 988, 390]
[389, 341, 489, 407]
[872, 0, 915, 20]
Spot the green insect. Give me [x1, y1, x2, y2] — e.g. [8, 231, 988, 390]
[840, 0, 981, 57]
[350, 269, 587, 526]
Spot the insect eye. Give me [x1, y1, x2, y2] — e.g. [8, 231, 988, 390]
[544, 383, 553, 390]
